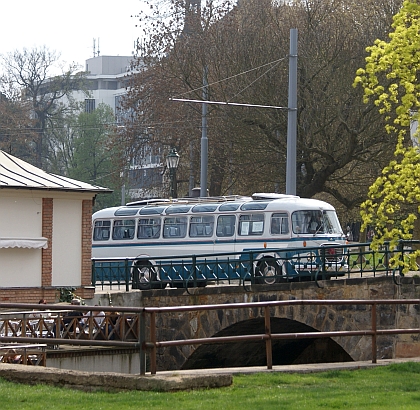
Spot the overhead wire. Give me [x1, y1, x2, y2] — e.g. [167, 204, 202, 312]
[173, 56, 289, 98]
[1, 57, 290, 135]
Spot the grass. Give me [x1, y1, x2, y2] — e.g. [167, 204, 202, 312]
[2, 362, 420, 409]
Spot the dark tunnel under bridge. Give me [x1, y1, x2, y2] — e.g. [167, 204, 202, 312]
[181, 317, 353, 370]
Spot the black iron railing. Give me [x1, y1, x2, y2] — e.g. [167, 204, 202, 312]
[91, 241, 420, 290]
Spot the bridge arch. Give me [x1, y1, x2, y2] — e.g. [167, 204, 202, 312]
[181, 317, 353, 370]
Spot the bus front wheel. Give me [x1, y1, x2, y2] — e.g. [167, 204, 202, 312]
[256, 259, 281, 285]
[132, 262, 158, 290]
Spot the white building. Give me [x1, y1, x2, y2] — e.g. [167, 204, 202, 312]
[67, 55, 165, 201]
[75, 55, 133, 118]
[0, 150, 111, 303]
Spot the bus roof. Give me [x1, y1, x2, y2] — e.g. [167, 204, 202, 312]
[92, 193, 336, 219]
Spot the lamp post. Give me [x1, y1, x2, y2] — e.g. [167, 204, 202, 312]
[166, 148, 180, 198]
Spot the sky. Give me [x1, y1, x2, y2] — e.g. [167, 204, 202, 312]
[0, 0, 144, 70]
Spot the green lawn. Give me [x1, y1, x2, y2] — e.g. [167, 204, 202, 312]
[2, 362, 420, 409]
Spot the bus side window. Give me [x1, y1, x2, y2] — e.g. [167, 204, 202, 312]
[216, 215, 235, 237]
[163, 217, 187, 238]
[112, 219, 135, 240]
[190, 216, 214, 237]
[239, 214, 264, 236]
[93, 220, 111, 241]
[271, 213, 289, 235]
[138, 218, 161, 239]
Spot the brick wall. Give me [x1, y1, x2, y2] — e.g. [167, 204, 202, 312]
[42, 198, 53, 287]
[0, 288, 58, 303]
[81, 199, 93, 287]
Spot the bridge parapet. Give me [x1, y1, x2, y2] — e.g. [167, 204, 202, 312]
[132, 275, 420, 370]
[1, 276, 420, 373]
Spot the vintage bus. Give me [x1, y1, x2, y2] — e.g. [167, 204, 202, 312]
[92, 193, 348, 289]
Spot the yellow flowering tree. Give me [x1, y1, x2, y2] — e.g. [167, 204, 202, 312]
[354, 0, 420, 271]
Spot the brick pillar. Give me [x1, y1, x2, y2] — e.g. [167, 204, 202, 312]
[42, 198, 53, 287]
[81, 199, 93, 286]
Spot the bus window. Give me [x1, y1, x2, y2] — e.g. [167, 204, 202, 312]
[239, 214, 264, 236]
[271, 213, 289, 235]
[93, 220, 111, 241]
[163, 216, 187, 238]
[138, 218, 161, 239]
[240, 202, 269, 211]
[322, 211, 341, 234]
[292, 211, 323, 234]
[218, 203, 241, 212]
[165, 205, 192, 214]
[192, 204, 218, 213]
[216, 215, 236, 237]
[190, 216, 214, 237]
[112, 219, 135, 240]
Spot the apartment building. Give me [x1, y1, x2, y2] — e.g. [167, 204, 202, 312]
[70, 55, 165, 201]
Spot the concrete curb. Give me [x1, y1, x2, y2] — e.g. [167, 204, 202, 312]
[0, 363, 233, 392]
[2, 358, 420, 392]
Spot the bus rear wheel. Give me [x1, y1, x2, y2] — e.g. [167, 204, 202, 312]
[256, 259, 281, 285]
[132, 262, 158, 290]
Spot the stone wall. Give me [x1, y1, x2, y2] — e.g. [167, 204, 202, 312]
[93, 276, 420, 371]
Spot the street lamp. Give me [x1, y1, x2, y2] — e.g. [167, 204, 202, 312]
[166, 148, 180, 198]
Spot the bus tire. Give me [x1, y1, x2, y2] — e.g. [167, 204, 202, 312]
[133, 261, 157, 290]
[256, 259, 281, 285]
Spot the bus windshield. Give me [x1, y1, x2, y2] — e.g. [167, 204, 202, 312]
[292, 210, 342, 234]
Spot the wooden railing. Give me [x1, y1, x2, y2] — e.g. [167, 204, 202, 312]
[1, 299, 420, 374]
[0, 305, 141, 349]
[0, 343, 46, 366]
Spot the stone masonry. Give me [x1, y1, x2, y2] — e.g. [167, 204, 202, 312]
[94, 275, 420, 371]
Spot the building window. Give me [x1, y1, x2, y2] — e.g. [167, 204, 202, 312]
[85, 99, 96, 113]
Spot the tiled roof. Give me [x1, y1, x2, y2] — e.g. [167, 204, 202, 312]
[0, 150, 112, 193]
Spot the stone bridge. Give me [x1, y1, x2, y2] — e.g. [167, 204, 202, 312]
[94, 275, 420, 372]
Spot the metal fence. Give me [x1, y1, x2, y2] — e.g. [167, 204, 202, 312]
[91, 240, 420, 291]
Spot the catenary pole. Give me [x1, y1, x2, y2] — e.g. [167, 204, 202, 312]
[286, 28, 298, 195]
[200, 66, 209, 197]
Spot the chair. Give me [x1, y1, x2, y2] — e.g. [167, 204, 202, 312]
[190, 225, 198, 237]
[224, 226, 233, 236]
[113, 228, 123, 240]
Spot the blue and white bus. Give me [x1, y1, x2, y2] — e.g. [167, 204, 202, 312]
[92, 193, 348, 289]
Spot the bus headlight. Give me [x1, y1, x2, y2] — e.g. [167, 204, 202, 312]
[307, 252, 316, 262]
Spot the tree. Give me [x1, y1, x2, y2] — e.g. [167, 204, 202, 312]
[124, 0, 400, 218]
[354, 0, 420, 269]
[0, 92, 36, 160]
[69, 103, 122, 210]
[0, 47, 85, 168]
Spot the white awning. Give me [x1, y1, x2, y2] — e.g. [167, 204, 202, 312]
[0, 237, 48, 249]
